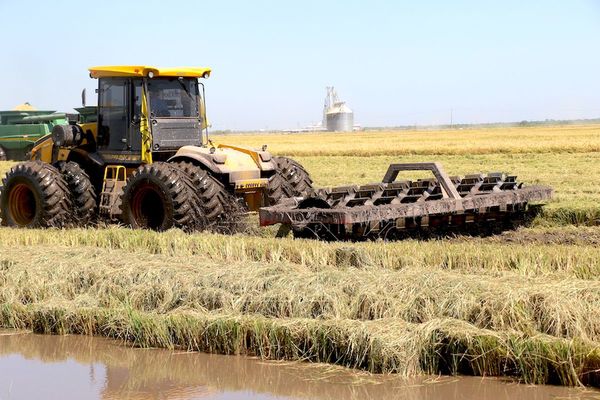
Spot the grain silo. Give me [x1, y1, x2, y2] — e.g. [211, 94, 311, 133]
[323, 87, 353, 131]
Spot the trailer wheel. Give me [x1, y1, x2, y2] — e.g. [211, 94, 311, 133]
[175, 161, 242, 231]
[120, 162, 198, 231]
[0, 146, 6, 161]
[0, 161, 71, 228]
[55, 161, 97, 226]
[267, 156, 313, 205]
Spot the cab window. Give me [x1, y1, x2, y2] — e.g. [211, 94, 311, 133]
[97, 78, 128, 150]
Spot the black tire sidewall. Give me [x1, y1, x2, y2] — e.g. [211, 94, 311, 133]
[54, 161, 97, 225]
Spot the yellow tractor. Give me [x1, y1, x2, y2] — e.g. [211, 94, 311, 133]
[0, 66, 312, 231]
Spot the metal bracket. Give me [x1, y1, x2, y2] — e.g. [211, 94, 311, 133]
[382, 162, 462, 199]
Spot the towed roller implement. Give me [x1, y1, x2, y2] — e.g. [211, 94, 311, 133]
[0, 65, 553, 241]
[259, 162, 553, 240]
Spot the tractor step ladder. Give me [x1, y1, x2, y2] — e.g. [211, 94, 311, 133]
[99, 165, 127, 219]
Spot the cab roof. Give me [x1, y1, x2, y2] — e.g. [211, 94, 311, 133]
[88, 65, 211, 79]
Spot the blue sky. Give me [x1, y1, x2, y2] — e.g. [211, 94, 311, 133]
[0, 0, 599, 130]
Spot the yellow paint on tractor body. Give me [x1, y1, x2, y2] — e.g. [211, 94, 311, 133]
[29, 135, 53, 162]
[171, 144, 271, 183]
[79, 122, 97, 138]
[89, 66, 211, 79]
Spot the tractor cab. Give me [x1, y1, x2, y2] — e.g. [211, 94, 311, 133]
[88, 66, 211, 164]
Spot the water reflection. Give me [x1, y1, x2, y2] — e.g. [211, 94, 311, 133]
[0, 331, 598, 400]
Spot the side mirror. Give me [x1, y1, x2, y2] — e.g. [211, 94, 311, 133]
[81, 89, 87, 107]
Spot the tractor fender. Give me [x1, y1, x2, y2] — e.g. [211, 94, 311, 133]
[167, 146, 230, 175]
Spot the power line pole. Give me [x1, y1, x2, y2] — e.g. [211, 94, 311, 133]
[450, 108, 453, 128]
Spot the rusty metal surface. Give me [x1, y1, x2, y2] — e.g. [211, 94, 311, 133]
[259, 162, 553, 240]
[259, 185, 553, 227]
[382, 162, 461, 199]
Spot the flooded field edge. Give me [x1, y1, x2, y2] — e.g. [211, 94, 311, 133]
[2, 301, 600, 389]
[1, 329, 599, 400]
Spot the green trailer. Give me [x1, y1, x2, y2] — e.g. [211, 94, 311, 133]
[0, 103, 68, 161]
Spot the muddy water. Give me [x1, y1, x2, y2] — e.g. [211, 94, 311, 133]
[0, 331, 598, 400]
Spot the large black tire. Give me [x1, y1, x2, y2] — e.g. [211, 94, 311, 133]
[0, 161, 71, 228]
[55, 161, 97, 226]
[120, 162, 199, 231]
[0, 146, 6, 162]
[267, 156, 313, 205]
[275, 156, 313, 194]
[266, 173, 295, 205]
[175, 161, 242, 230]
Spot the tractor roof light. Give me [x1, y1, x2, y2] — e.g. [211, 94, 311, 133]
[148, 71, 154, 78]
[202, 71, 210, 79]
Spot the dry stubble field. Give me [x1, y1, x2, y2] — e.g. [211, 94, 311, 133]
[1, 124, 600, 386]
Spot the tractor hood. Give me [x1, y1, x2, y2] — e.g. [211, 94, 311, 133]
[168, 144, 275, 183]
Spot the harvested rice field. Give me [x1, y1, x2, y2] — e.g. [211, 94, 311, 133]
[1, 124, 600, 389]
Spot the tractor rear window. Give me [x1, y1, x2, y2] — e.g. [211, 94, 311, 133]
[148, 78, 199, 118]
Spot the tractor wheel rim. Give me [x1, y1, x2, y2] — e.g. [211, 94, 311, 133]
[8, 183, 36, 226]
[131, 183, 166, 229]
